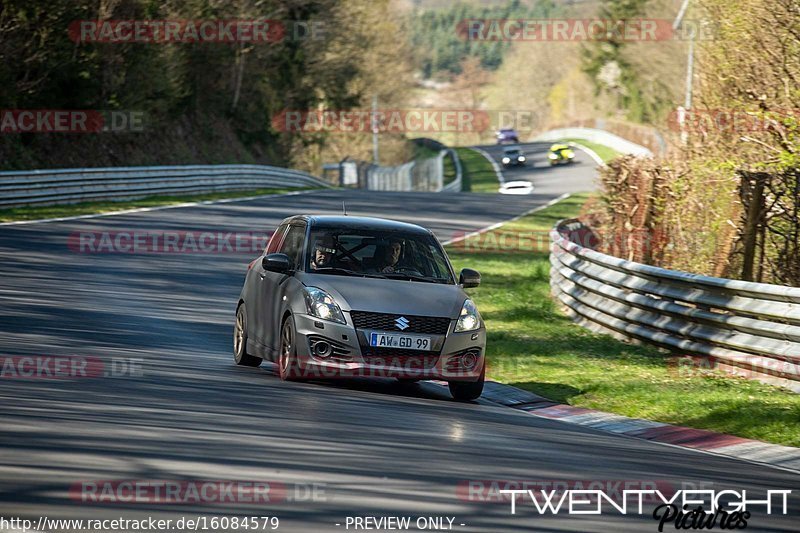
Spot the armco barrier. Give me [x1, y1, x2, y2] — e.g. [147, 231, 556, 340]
[550, 218, 800, 392]
[533, 127, 653, 157]
[0, 164, 331, 207]
[365, 149, 461, 192]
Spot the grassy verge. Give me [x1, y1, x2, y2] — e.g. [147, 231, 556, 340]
[454, 147, 500, 193]
[562, 139, 621, 163]
[0, 187, 317, 223]
[446, 193, 800, 447]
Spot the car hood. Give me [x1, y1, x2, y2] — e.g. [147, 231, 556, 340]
[296, 273, 467, 318]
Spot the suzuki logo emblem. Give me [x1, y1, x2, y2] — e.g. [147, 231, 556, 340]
[395, 316, 410, 330]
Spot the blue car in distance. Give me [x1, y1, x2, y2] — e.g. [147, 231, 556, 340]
[496, 128, 519, 144]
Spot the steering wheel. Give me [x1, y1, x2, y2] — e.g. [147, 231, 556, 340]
[392, 266, 423, 276]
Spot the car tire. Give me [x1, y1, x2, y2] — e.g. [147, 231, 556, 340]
[234, 305, 262, 367]
[448, 365, 485, 401]
[278, 315, 302, 381]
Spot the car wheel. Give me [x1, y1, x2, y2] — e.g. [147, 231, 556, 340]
[448, 365, 484, 401]
[278, 315, 302, 381]
[234, 305, 262, 367]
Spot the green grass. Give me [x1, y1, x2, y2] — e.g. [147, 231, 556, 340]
[455, 147, 500, 193]
[443, 152, 457, 186]
[446, 193, 800, 447]
[0, 187, 317, 222]
[562, 139, 621, 163]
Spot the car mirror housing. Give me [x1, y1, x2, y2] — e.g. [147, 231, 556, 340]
[263, 253, 292, 273]
[459, 268, 481, 288]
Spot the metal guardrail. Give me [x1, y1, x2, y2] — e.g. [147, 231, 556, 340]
[441, 149, 463, 193]
[533, 127, 653, 157]
[550, 218, 800, 392]
[0, 164, 331, 207]
[364, 149, 462, 193]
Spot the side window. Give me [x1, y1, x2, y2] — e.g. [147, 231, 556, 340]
[279, 225, 306, 269]
[265, 224, 288, 255]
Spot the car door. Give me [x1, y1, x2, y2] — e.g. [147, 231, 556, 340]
[250, 223, 287, 349]
[260, 223, 307, 355]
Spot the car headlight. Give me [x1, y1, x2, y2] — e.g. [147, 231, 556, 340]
[502, 157, 511, 164]
[568, 152, 575, 158]
[455, 299, 481, 332]
[303, 287, 346, 324]
[518, 156, 526, 161]
[548, 153, 558, 159]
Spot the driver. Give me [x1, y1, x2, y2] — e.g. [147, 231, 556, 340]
[310, 235, 338, 270]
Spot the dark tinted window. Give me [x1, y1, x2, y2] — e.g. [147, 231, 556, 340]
[279, 225, 306, 269]
[265, 224, 288, 254]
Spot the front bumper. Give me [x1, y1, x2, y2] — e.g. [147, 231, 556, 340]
[291, 313, 486, 381]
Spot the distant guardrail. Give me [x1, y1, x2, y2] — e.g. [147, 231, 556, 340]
[533, 127, 653, 157]
[534, 118, 667, 155]
[362, 149, 461, 193]
[551, 218, 800, 392]
[0, 164, 331, 207]
[441, 149, 463, 192]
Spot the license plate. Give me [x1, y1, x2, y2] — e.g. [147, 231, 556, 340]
[368, 331, 433, 351]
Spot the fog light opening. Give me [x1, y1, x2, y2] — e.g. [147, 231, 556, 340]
[313, 341, 331, 358]
[462, 352, 478, 370]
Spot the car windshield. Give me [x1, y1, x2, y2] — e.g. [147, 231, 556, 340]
[306, 228, 454, 284]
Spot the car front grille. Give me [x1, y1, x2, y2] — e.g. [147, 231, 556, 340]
[350, 311, 451, 335]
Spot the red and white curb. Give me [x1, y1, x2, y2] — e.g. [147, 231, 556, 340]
[478, 380, 800, 474]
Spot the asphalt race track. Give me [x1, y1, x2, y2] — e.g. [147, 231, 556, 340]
[478, 142, 598, 194]
[1, 146, 798, 532]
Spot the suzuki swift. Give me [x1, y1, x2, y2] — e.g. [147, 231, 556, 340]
[233, 215, 486, 401]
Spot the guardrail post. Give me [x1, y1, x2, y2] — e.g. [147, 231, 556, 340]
[739, 171, 768, 282]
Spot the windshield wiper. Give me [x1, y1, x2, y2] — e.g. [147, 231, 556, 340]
[382, 272, 446, 284]
[312, 267, 387, 279]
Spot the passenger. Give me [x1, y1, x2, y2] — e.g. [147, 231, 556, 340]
[374, 238, 403, 273]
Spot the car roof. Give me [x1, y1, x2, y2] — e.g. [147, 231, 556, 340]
[503, 146, 521, 152]
[284, 215, 432, 234]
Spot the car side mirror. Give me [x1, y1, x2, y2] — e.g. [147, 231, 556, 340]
[459, 268, 481, 288]
[262, 253, 291, 274]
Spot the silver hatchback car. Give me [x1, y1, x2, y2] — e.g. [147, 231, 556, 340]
[233, 215, 486, 401]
